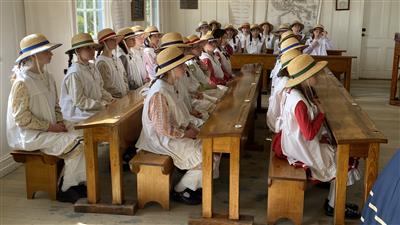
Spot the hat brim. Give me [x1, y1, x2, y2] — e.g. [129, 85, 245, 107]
[280, 44, 306, 55]
[160, 43, 189, 49]
[65, 42, 101, 54]
[285, 61, 327, 88]
[16, 43, 62, 63]
[100, 34, 124, 44]
[156, 54, 194, 76]
[133, 31, 150, 38]
[291, 22, 304, 31]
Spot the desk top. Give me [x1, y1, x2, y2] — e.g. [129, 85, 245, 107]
[199, 65, 261, 138]
[75, 85, 146, 129]
[314, 73, 387, 144]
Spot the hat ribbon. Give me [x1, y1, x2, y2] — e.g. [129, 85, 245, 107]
[19, 40, 50, 54]
[280, 42, 300, 54]
[290, 61, 317, 79]
[160, 40, 184, 48]
[157, 53, 185, 72]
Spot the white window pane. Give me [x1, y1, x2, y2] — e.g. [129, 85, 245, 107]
[87, 0, 94, 9]
[77, 11, 85, 33]
[87, 10, 94, 35]
[76, 0, 84, 9]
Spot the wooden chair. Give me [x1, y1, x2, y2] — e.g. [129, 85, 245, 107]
[10, 150, 63, 200]
[267, 150, 307, 225]
[130, 150, 174, 210]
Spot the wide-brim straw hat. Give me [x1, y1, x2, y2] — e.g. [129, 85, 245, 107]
[290, 20, 305, 31]
[250, 24, 262, 32]
[16, 33, 62, 63]
[209, 20, 221, 28]
[145, 26, 162, 36]
[200, 31, 217, 42]
[224, 24, 238, 35]
[187, 34, 205, 45]
[274, 23, 291, 34]
[156, 46, 194, 76]
[131, 25, 149, 38]
[280, 37, 305, 55]
[279, 31, 297, 44]
[65, 33, 101, 54]
[196, 21, 210, 32]
[259, 21, 274, 32]
[285, 54, 328, 88]
[117, 27, 136, 40]
[280, 48, 302, 71]
[160, 32, 188, 49]
[238, 22, 251, 32]
[98, 28, 123, 44]
[310, 24, 325, 33]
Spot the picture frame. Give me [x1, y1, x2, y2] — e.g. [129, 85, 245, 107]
[336, 0, 350, 11]
[131, 0, 145, 21]
[180, 0, 198, 9]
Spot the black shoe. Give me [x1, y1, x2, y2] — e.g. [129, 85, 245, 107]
[70, 184, 87, 198]
[324, 199, 359, 211]
[316, 182, 331, 189]
[325, 204, 361, 219]
[56, 187, 81, 203]
[171, 188, 201, 205]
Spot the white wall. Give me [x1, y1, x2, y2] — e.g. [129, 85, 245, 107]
[0, 0, 27, 176]
[159, 0, 365, 79]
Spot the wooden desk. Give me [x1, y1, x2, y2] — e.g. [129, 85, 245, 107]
[327, 50, 347, 56]
[73, 87, 146, 215]
[314, 73, 387, 225]
[390, 33, 400, 106]
[231, 53, 356, 91]
[189, 65, 261, 225]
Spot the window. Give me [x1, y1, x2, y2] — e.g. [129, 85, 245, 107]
[145, 0, 159, 28]
[75, 0, 105, 37]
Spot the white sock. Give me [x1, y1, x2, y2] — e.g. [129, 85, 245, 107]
[328, 180, 336, 208]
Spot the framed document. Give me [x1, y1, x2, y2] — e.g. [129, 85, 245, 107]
[336, 0, 350, 10]
[131, 0, 145, 21]
[180, 0, 198, 9]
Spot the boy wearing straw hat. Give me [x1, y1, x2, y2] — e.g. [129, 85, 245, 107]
[273, 54, 361, 219]
[117, 27, 145, 89]
[95, 28, 129, 98]
[131, 25, 149, 83]
[7, 34, 87, 203]
[60, 33, 113, 123]
[143, 26, 163, 81]
[303, 24, 334, 56]
[135, 47, 221, 205]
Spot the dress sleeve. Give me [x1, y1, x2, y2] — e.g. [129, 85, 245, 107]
[10, 81, 50, 131]
[148, 92, 185, 138]
[303, 39, 314, 54]
[294, 100, 325, 141]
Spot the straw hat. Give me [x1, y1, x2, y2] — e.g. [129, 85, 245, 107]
[285, 54, 327, 88]
[238, 22, 251, 32]
[155, 46, 194, 76]
[250, 24, 262, 32]
[310, 24, 325, 33]
[145, 26, 161, 36]
[97, 28, 123, 43]
[274, 23, 291, 34]
[279, 37, 305, 54]
[117, 27, 136, 40]
[200, 31, 217, 42]
[65, 33, 101, 54]
[259, 21, 274, 32]
[209, 20, 221, 29]
[279, 48, 302, 71]
[224, 24, 238, 35]
[187, 34, 204, 45]
[160, 32, 188, 49]
[131, 25, 149, 38]
[290, 20, 304, 31]
[182, 37, 190, 45]
[15, 33, 61, 63]
[279, 31, 297, 44]
[196, 21, 210, 32]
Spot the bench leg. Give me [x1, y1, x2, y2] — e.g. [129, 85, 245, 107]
[25, 159, 59, 201]
[267, 179, 305, 225]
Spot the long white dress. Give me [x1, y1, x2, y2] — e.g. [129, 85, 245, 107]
[131, 47, 148, 82]
[60, 62, 112, 123]
[7, 68, 86, 191]
[118, 49, 144, 89]
[267, 75, 288, 133]
[245, 36, 264, 54]
[95, 55, 129, 98]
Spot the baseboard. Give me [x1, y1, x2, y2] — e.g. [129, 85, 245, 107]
[0, 154, 21, 178]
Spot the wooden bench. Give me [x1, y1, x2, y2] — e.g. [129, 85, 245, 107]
[130, 150, 174, 210]
[267, 150, 307, 225]
[10, 150, 63, 200]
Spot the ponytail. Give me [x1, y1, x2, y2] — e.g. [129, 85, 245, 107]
[97, 44, 104, 57]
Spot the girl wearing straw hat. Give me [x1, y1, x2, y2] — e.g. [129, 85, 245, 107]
[117, 27, 144, 89]
[60, 33, 113, 123]
[260, 21, 274, 49]
[135, 47, 221, 205]
[95, 28, 129, 98]
[200, 32, 232, 86]
[143, 26, 162, 80]
[7, 34, 87, 203]
[303, 24, 334, 56]
[213, 28, 233, 75]
[245, 24, 265, 54]
[238, 22, 251, 52]
[131, 25, 149, 83]
[196, 21, 210, 38]
[273, 54, 361, 219]
[209, 19, 222, 31]
[290, 20, 306, 44]
[225, 24, 241, 54]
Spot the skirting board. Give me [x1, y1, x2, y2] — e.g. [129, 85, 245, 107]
[0, 154, 21, 178]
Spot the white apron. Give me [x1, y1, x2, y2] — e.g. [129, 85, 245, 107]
[60, 63, 105, 123]
[214, 48, 232, 74]
[200, 52, 225, 80]
[131, 47, 148, 81]
[262, 33, 274, 49]
[246, 37, 264, 54]
[135, 79, 202, 170]
[228, 36, 241, 53]
[118, 50, 144, 89]
[267, 75, 288, 132]
[95, 55, 128, 97]
[7, 69, 86, 191]
[280, 88, 336, 182]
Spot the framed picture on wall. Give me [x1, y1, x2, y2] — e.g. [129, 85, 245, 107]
[131, 0, 145, 21]
[336, 0, 350, 10]
[180, 0, 198, 9]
